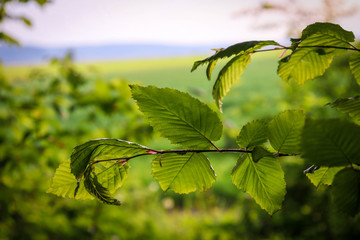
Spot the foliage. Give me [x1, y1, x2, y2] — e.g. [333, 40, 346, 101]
[130, 85, 222, 149]
[231, 153, 285, 215]
[48, 22, 360, 220]
[191, 41, 279, 110]
[0, 54, 154, 239]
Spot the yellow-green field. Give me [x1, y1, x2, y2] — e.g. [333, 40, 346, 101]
[4, 51, 285, 126]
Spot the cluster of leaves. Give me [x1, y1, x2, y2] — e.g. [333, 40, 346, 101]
[192, 22, 360, 109]
[49, 22, 360, 216]
[193, 22, 360, 216]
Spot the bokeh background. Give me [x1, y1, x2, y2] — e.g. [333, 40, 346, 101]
[1, 0, 360, 239]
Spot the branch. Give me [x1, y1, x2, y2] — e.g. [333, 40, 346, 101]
[90, 148, 295, 166]
[297, 45, 360, 52]
[249, 44, 360, 55]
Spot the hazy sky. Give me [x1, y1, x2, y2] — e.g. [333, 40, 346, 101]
[2, 0, 360, 47]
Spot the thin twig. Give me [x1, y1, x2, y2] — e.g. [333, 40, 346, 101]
[88, 148, 295, 165]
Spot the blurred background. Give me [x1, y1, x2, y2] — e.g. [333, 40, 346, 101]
[1, 0, 360, 239]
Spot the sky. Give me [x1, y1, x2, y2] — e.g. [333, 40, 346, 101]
[2, 0, 360, 47]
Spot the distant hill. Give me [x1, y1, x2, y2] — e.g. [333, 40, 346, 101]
[0, 44, 218, 65]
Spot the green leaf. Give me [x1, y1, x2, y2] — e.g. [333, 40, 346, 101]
[48, 153, 130, 204]
[212, 54, 251, 109]
[152, 153, 216, 194]
[252, 146, 274, 163]
[231, 154, 286, 215]
[268, 110, 305, 154]
[94, 161, 129, 194]
[191, 41, 279, 109]
[47, 159, 94, 200]
[84, 166, 121, 206]
[278, 33, 348, 84]
[301, 22, 355, 42]
[70, 138, 150, 180]
[327, 96, 360, 120]
[20, 17, 32, 27]
[0, 32, 20, 46]
[236, 119, 269, 149]
[306, 166, 343, 188]
[349, 51, 360, 85]
[332, 169, 360, 216]
[206, 59, 217, 81]
[191, 40, 279, 73]
[131, 85, 222, 149]
[301, 119, 360, 166]
[35, 0, 48, 6]
[278, 48, 332, 84]
[290, 38, 301, 51]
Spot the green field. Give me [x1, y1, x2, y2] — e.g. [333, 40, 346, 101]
[4, 51, 284, 127]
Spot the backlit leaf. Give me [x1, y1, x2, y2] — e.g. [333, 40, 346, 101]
[231, 154, 286, 215]
[131, 85, 222, 149]
[268, 110, 305, 154]
[306, 166, 343, 188]
[301, 22, 355, 42]
[278, 34, 347, 84]
[47, 159, 93, 200]
[152, 153, 216, 194]
[212, 54, 251, 109]
[94, 161, 129, 194]
[206, 59, 217, 80]
[301, 119, 360, 166]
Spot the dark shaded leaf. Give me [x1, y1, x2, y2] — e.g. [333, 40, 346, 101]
[349, 51, 360, 85]
[332, 169, 360, 216]
[236, 119, 269, 149]
[327, 96, 360, 120]
[191, 40, 279, 73]
[84, 166, 121, 206]
[71, 138, 149, 180]
[252, 146, 274, 163]
[301, 119, 360, 166]
[268, 110, 305, 154]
